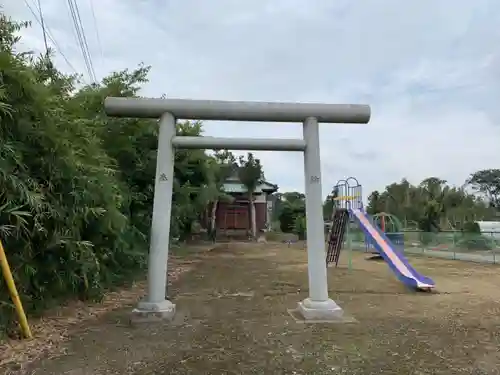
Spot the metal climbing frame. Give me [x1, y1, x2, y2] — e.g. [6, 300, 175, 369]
[326, 177, 363, 266]
[331, 177, 363, 210]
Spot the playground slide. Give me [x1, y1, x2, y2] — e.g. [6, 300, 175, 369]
[350, 208, 435, 290]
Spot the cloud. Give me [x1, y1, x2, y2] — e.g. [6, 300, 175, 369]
[6, 0, 500, 199]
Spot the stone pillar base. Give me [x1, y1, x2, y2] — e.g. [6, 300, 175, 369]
[297, 297, 344, 321]
[130, 300, 176, 325]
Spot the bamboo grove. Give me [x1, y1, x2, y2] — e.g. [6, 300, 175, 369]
[0, 16, 267, 335]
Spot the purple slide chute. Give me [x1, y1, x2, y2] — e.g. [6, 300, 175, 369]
[351, 209, 435, 290]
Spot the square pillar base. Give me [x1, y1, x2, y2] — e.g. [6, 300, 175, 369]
[130, 299, 176, 325]
[297, 297, 344, 321]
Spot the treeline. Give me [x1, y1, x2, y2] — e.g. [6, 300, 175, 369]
[0, 16, 266, 335]
[365, 174, 500, 232]
[273, 172, 500, 239]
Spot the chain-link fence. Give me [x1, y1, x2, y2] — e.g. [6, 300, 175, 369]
[346, 229, 500, 264]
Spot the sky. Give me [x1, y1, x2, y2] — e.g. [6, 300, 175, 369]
[6, 0, 500, 199]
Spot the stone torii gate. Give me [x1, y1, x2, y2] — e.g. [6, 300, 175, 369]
[104, 97, 371, 322]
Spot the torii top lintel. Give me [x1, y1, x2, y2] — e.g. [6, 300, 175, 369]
[104, 97, 371, 124]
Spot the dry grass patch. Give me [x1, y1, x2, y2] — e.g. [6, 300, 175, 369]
[10, 243, 500, 375]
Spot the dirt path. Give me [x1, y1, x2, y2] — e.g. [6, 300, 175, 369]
[8, 243, 500, 374]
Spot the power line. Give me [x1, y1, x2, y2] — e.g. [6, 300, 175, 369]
[72, 0, 96, 79]
[35, 0, 49, 57]
[22, 0, 82, 79]
[67, 0, 96, 83]
[88, 0, 103, 61]
[67, 0, 97, 83]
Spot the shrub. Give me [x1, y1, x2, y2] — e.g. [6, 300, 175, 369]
[419, 231, 436, 246]
[462, 221, 480, 233]
[457, 235, 493, 251]
[292, 215, 307, 240]
[278, 201, 305, 233]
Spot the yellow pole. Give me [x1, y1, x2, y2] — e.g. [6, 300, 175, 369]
[0, 240, 32, 339]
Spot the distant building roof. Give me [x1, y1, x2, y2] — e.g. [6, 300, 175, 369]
[223, 178, 278, 194]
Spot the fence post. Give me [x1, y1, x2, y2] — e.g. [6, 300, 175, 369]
[492, 231, 497, 264]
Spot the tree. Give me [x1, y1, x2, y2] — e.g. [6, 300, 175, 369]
[417, 178, 448, 231]
[237, 153, 263, 239]
[0, 16, 140, 332]
[323, 195, 335, 220]
[0, 14, 219, 335]
[278, 192, 306, 235]
[366, 191, 383, 215]
[467, 169, 500, 209]
[365, 176, 494, 231]
[203, 150, 236, 240]
[282, 192, 305, 204]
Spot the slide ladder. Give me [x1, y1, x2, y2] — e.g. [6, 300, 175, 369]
[326, 208, 349, 266]
[351, 208, 435, 290]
